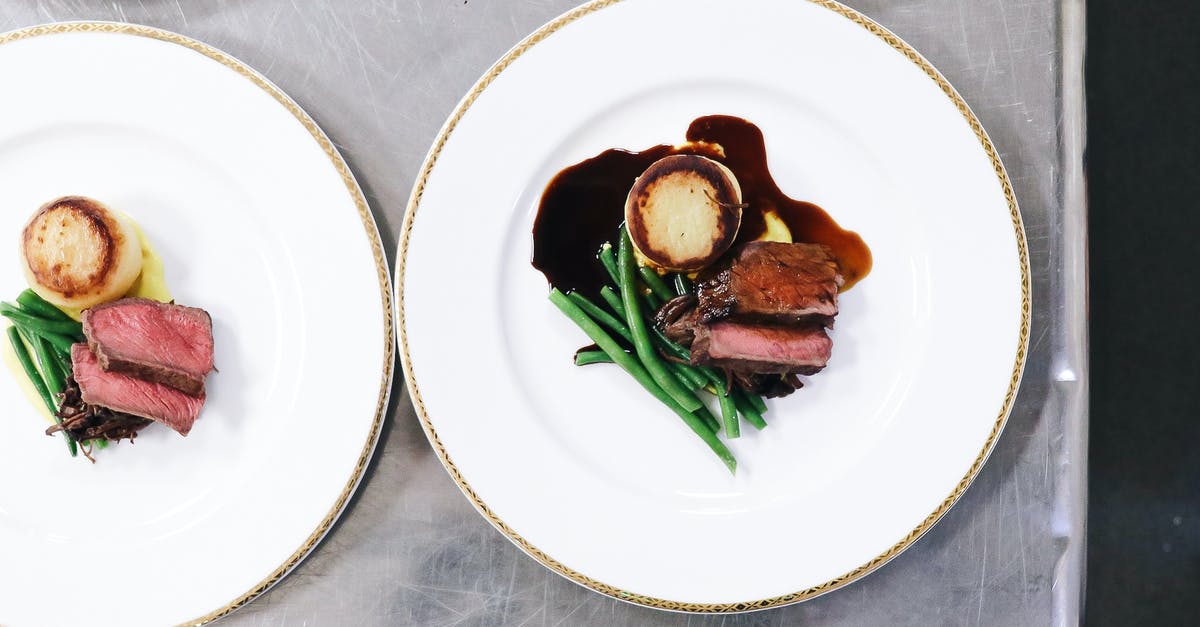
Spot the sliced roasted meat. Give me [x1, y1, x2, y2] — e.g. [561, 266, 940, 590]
[71, 344, 205, 436]
[82, 297, 214, 396]
[696, 241, 843, 325]
[691, 321, 832, 375]
[652, 241, 845, 400]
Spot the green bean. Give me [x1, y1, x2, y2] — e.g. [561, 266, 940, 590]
[638, 267, 675, 301]
[599, 286, 626, 319]
[561, 326, 696, 389]
[668, 365, 706, 397]
[574, 349, 613, 366]
[695, 367, 767, 431]
[669, 361, 708, 390]
[641, 291, 663, 312]
[550, 289, 735, 472]
[9, 327, 55, 414]
[651, 328, 730, 387]
[688, 357, 767, 430]
[565, 293, 681, 388]
[602, 255, 769, 433]
[695, 363, 767, 418]
[34, 336, 67, 396]
[733, 390, 768, 430]
[552, 289, 643, 378]
[673, 273, 693, 296]
[0, 304, 83, 338]
[719, 389, 740, 439]
[617, 229, 702, 412]
[639, 290, 770, 424]
[601, 239, 659, 307]
[636, 285, 658, 309]
[16, 290, 72, 321]
[669, 367, 697, 393]
[8, 327, 75, 456]
[612, 258, 655, 322]
[46, 334, 70, 371]
[20, 328, 65, 401]
[650, 326, 690, 360]
[651, 345, 722, 415]
[598, 243, 621, 287]
[51, 343, 72, 369]
[566, 292, 632, 344]
[25, 326, 72, 379]
[697, 363, 732, 392]
[745, 389, 768, 415]
[692, 404, 721, 434]
[674, 360, 711, 389]
[24, 327, 78, 355]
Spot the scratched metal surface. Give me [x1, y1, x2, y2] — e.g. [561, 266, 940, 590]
[0, 1, 1087, 625]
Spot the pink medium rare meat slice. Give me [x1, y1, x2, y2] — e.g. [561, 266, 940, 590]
[690, 321, 832, 375]
[696, 242, 844, 325]
[82, 297, 214, 397]
[71, 343, 204, 436]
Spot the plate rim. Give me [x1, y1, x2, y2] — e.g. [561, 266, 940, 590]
[0, 21, 396, 626]
[397, 0, 1031, 613]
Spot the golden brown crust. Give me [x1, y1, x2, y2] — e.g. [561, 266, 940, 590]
[629, 172, 731, 267]
[22, 196, 124, 299]
[625, 155, 742, 271]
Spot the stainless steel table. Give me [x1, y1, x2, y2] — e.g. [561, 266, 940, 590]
[0, 2, 1087, 625]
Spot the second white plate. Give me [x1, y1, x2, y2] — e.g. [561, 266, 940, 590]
[0, 23, 392, 626]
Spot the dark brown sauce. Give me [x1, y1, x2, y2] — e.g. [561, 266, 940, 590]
[532, 115, 872, 296]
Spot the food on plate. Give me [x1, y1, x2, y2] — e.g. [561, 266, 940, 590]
[533, 116, 870, 473]
[658, 241, 842, 398]
[533, 115, 871, 297]
[681, 314, 833, 374]
[694, 242, 841, 325]
[2, 289, 91, 457]
[625, 154, 743, 272]
[20, 196, 144, 311]
[69, 342, 205, 436]
[48, 377, 153, 444]
[83, 298, 214, 396]
[2, 197, 217, 461]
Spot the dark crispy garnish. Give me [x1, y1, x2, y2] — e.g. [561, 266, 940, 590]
[49, 376, 153, 462]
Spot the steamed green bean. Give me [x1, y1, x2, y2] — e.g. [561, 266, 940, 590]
[618, 229, 702, 412]
[550, 288, 735, 472]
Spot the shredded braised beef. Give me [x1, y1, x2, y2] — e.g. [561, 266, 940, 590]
[48, 376, 153, 461]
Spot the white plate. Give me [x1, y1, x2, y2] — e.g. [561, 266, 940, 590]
[400, 0, 1028, 612]
[0, 23, 392, 626]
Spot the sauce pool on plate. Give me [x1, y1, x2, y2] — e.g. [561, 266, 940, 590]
[532, 115, 872, 295]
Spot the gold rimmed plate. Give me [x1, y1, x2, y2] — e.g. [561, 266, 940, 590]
[0, 23, 393, 626]
[400, 0, 1027, 612]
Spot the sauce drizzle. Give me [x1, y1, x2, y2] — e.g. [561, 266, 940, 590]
[532, 115, 872, 296]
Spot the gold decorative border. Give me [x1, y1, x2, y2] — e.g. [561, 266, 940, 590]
[398, 0, 1030, 614]
[0, 21, 396, 626]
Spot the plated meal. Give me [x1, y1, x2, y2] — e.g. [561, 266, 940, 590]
[2, 196, 215, 461]
[0, 21, 392, 627]
[400, 0, 1029, 612]
[535, 115, 871, 471]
